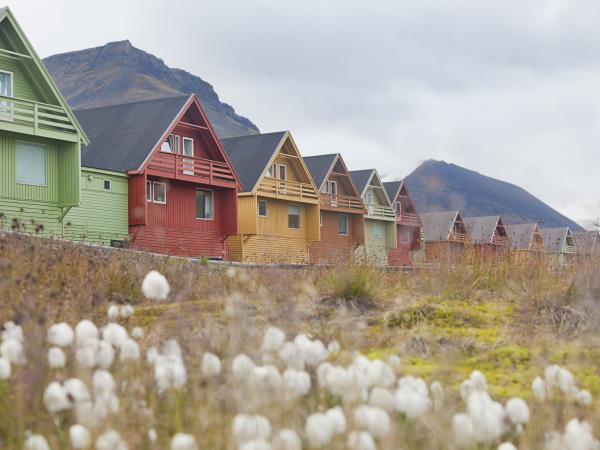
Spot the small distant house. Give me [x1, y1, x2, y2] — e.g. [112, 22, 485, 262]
[383, 180, 422, 267]
[420, 210, 469, 262]
[463, 215, 510, 258]
[222, 131, 321, 264]
[541, 227, 577, 267]
[0, 8, 89, 236]
[304, 153, 366, 265]
[573, 230, 600, 261]
[507, 223, 546, 261]
[349, 169, 397, 266]
[75, 95, 240, 256]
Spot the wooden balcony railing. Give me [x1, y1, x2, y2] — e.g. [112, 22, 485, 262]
[492, 235, 510, 247]
[564, 244, 577, 254]
[396, 211, 421, 227]
[449, 232, 470, 244]
[147, 152, 237, 187]
[258, 177, 319, 203]
[320, 193, 364, 213]
[365, 203, 396, 220]
[0, 95, 79, 141]
[530, 242, 546, 253]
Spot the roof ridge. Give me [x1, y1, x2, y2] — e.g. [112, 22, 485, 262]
[75, 94, 190, 112]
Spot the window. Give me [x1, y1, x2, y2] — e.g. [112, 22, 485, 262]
[338, 214, 348, 235]
[365, 189, 374, 205]
[395, 202, 401, 213]
[161, 135, 174, 153]
[16, 141, 46, 186]
[329, 180, 337, 195]
[183, 137, 194, 157]
[0, 70, 13, 119]
[278, 164, 286, 180]
[146, 181, 152, 202]
[320, 211, 323, 227]
[374, 222, 383, 240]
[103, 179, 112, 191]
[401, 226, 411, 243]
[267, 164, 275, 177]
[258, 200, 268, 217]
[174, 135, 181, 154]
[288, 205, 300, 229]
[195, 189, 214, 220]
[153, 182, 166, 204]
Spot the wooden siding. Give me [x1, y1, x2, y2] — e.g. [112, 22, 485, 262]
[128, 174, 147, 226]
[131, 226, 227, 258]
[228, 234, 310, 264]
[254, 198, 319, 241]
[0, 32, 44, 103]
[425, 241, 467, 263]
[361, 218, 396, 266]
[0, 197, 63, 235]
[389, 225, 421, 267]
[63, 169, 129, 245]
[237, 195, 258, 235]
[310, 211, 364, 264]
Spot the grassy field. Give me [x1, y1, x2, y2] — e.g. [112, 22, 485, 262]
[1, 232, 599, 449]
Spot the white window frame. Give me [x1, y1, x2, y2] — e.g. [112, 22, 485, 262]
[174, 135, 181, 155]
[161, 134, 174, 153]
[182, 137, 194, 157]
[103, 179, 112, 191]
[146, 180, 152, 202]
[258, 199, 268, 217]
[288, 204, 300, 229]
[365, 189, 374, 205]
[374, 222, 383, 240]
[320, 211, 323, 227]
[0, 69, 14, 122]
[329, 180, 337, 195]
[278, 164, 286, 180]
[152, 181, 167, 204]
[338, 214, 348, 236]
[195, 188, 214, 220]
[16, 140, 47, 186]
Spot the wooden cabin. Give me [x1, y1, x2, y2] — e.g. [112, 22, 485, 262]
[573, 230, 600, 261]
[222, 131, 320, 264]
[349, 169, 397, 266]
[304, 154, 366, 265]
[463, 215, 510, 259]
[507, 223, 546, 259]
[75, 95, 240, 257]
[0, 7, 89, 237]
[383, 180, 422, 267]
[420, 210, 469, 263]
[541, 227, 577, 267]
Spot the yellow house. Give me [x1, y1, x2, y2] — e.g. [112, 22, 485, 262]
[221, 131, 320, 264]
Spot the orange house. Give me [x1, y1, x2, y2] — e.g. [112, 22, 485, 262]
[463, 215, 510, 259]
[421, 210, 469, 263]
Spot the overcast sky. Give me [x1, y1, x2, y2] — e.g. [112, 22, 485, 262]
[14, 0, 600, 224]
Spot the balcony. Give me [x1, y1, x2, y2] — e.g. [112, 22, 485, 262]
[396, 211, 422, 227]
[257, 177, 319, 204]
[0, 95, 80, 142]
[364, 203, 395, 220]
[320, 193, 365, 214]
[146, 152, 238, 188]
[564, 244, 577, 254]
[492, 235, 510, 247]
[449, 232, 470, 244]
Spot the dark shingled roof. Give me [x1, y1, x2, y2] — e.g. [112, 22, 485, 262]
[464, 215, 502, 244]
[303, 154, 337, 190]
[420, 211, 460, 241]
[508, 223, 537, 250]
[541, 227, 571, 253]
[349, 169, 374, 195]
[573, 230, 600, 255]
[76, 95, 190, 173]
[383, 180, 403, 203]
[221, 132, 286, 192]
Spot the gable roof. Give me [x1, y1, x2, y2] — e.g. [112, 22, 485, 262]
[573, 230, 600, 255]
[76, 96, 190, 173]
[508, 223, 538, 250]
[349, 169, 374, 195]
[421, 210, 461, 241]
[221, 131, 288, 192]
[541, 227, 571, 253]
[304, 154, 337, 190]
[464, 215, 504, 244]
[383, 181, 403, 202]
[0, 7, 88, 144]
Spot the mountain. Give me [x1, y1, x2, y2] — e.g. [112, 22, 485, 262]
[43, 40, 258, 138]
[405, 160, 583, 231]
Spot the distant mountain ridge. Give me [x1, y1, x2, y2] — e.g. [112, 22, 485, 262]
[43, 40, 259, 138]
[405, 160, 582, 231]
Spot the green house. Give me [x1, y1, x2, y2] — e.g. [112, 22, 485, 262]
[0, 7, 89, 237]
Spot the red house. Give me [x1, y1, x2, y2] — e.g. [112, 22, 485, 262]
[383, 180, 422, 267]
[77, 95, 240, 258]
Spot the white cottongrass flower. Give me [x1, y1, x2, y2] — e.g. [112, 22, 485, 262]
[201, 352, 222, 377]
[305, 412, 334, 448]
[64, 378, 91, 404]
[532, 376, 546, 401]
[388, 354, 401, 368]
[498, 443, 517, 450]
[395, 376, 431, 419]
[69, 424, 91, 449]
[148, 428, 157, 443]
[120, 338, 140, 361]
[232, 354, 256, 381]
[47, 322, 74, 347]
[2, 321, 23, 342]
[271, 429, 301, 450]
[0, 357, 11, 379]
[48, 347, 67, 369]
[95, 430, 128, 450]
[93, 370, 116, 396]
[101, 323, 128, 349]
[544, 365, 560, 391]
[261, 327, 286, 353]
[562, 418, 598, 450]
[466, 390, 506, 444]
[232, 414, 272, 444]
[239, 439, 273, 450]
[460, 370, 488, 400]
[43, 381, 71, 413]
[453, 413, 475, 449]
[107, 305, 120, 321]
[505, 397, 530, 425]
[347, 431, 377, 450]
[120, 304, 134, 319]
[75, 320, 99, 345]
[1, 338, 25, 364]
[153, 353, 187, 393]
[328, 340, 340, 353]
[557, 367, 576, 395]
[369, 387, 395, 412]
[283, 368, 311, 399]
[24, 434, 50, 450]
[96, 340, 116, 369]
[367, 359, 396, 388]
[326, 406, 347, 435]
[294, 334, 328, 367]
[131, 327, 144, 339]
[354, 405, 390, 439]
[170, 433, 198, 450]
[142, 270, 170, 301]
[574, 388, 593, 407]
